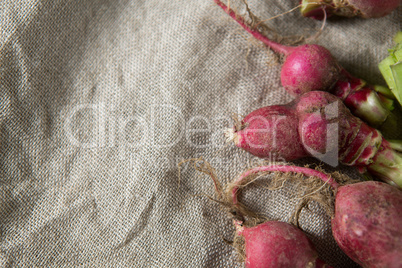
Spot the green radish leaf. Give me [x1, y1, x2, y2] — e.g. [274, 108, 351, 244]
[379, 32, 402, 106]
[394, 31, 402, 44]
[391, 62, 402, 105]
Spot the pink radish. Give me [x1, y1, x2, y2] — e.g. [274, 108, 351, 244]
[301, 0, 402, 20]
[214, 0, 398, 132]
[332, 181, 402, 268]
[227, 91, 402, 188]
[227, 104, 307, 160]
[229, 165, 402, 268]
[233, 220, 329, 268]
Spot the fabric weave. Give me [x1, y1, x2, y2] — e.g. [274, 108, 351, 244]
[1, 0, 401, 267]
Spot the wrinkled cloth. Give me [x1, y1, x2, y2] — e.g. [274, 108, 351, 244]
[1, 0, 401, 267]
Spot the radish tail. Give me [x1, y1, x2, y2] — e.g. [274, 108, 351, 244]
[213, 0, 294, 55]
[230, 165, 339, 205]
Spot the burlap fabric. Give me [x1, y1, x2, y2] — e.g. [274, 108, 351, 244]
[1, 0, 401, 267]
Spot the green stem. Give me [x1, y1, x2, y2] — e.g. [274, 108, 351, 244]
[301, 0, 362, 18]
[367, 139, 402, 189]
[388, 140, 402, 152]
[379, 32, 402, 107]
[300, 0, 332, 20]
[374, 85, 396, 100]
[333, 70, 400, 137]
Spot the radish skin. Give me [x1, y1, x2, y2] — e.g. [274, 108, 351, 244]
[213, 0, 398, 132]
[231, 104, 307, 160]
[234, 220, 327, 268]
[280, 44, 340, 96]
[331, 181, 402, 268]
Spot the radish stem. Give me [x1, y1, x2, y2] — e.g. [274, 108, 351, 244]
[213, 0, 294, 55]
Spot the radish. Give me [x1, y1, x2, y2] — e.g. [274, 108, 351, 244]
[379, 31, 402, 107]
[227, 91, 402, 188]
[331, 181, 402, 268]
[227, 104, 307, 160]
[300, 0, 401, 20]
[214, 0, 399, 133]
[229, 164, 402, 268]
[187, 159, 332, 267]
[233, 220, 329, 268]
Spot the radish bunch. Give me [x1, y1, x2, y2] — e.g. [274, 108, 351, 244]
[228, 165, 402, 268]
[214, 0, 400, 136]
[204, 1, 402, 267]
[192, 159, 401, 267]
[227, 91, 402, 188]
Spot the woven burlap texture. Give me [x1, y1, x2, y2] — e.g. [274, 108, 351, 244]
[1, 0, 401, 267]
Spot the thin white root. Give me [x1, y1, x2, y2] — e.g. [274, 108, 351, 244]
[225, 128, 236, 143]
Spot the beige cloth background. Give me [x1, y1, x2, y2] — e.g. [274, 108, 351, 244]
[1, 0, 401, 267]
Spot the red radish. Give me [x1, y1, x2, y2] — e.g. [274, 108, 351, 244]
[300, 0, 401, 20]
[233, 220, 327, 268]
[280, 44, 340, 96]
[332, 181, 402, 268]
[228, 91, 402, 188]
[213, 0, 398, 132]
[227, 104, 307, 160]
[229, 165, 402, 268]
